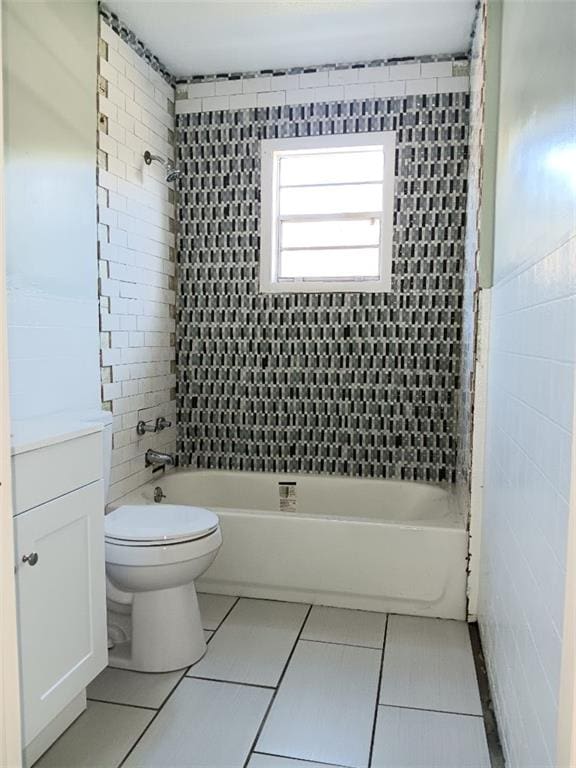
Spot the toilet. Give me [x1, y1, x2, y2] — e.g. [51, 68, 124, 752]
[101, 424, 222, 673]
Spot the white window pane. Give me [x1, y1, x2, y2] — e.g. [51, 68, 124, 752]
[281, 218, 381, 248]
[279, 248, 380, 279]
[280, 150, 384, 186]
[280, 183, 383, 215]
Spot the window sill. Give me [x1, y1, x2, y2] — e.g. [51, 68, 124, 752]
[259, 278, 392, 294]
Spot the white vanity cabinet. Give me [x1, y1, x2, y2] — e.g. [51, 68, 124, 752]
[11, 423, 108, 759]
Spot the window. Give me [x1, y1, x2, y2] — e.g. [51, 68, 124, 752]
[260, 132, 395, 293]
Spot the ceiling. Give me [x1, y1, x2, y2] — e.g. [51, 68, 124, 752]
[105, 0, 477, 79]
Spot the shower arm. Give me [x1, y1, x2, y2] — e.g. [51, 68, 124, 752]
[143, 150, 181, 183]
[144, 150, 165, 166]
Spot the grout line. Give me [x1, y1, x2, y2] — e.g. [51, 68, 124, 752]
[85, 696, 158, 712]
[367, 614, 388, 767]
[116, 599, 240, 766]
[52, 599, 488, 768]
[117, 666, 190, 767]
[39, 665, 188, 766]
[242, 603, 314, 768]
[378, 703, 484, 718]
[485, 232, 575, 290]
[184, 674, 276, 690]
[253, 751, 355, 768]
[200, 594, 240, 635]
[468, 623, 506, 768]
[301, 637, 384, 650]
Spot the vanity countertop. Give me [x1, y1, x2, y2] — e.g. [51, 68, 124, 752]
[11, 411, 113, 456]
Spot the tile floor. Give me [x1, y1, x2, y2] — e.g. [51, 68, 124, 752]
[35, 595, 500, 768]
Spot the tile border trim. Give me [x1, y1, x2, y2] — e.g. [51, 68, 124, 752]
[99, 2, 175, 84]
[175, 58, 469, 114]
[177, 53, 469, 84]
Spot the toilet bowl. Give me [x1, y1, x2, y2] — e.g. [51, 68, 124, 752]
[104, 503, 222, 672]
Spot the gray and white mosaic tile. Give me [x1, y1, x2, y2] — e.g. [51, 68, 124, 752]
[175, 89, 469, 482]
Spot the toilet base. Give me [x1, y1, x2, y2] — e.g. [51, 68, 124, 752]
[108, 582, 206, 672]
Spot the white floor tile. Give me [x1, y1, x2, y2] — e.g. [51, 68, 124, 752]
[197, 593, 237, 630]
[257, 640, 380, 768]
[87, 666, 184, 708]
[301, 605, 387, 648]
[188, 598, 309, 687]
[34, 701, 153, 768]
[372, 706, 490, 767]
[380, 615, 482, 715]
[249, 754, 334, 768]
[123, 677, 272, 768]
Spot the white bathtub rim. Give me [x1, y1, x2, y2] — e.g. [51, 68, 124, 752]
[170, 503, 463, 532]
[113, 469, 464, 531]
[112, 492, 464, 532]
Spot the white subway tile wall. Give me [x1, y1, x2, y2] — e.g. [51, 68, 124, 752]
[480, 237, 576, 767]
[478, 0, 576, 762]
[98, 20, 177, 503]
[175, 60, 469, 115]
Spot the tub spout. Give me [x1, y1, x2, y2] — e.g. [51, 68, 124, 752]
[145, 449, 175, 468]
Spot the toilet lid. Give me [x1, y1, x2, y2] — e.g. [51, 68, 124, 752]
[105, 504, 219, 544]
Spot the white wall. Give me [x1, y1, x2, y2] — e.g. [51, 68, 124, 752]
[0, 5, 22, 760]
[97, 20, 177, 503]
[478, 0, 576, 765]
[3, 0, 101, 422]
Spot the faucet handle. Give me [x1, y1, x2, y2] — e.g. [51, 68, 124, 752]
[137, 420, 156, 436]
[155, 417, 172, 431]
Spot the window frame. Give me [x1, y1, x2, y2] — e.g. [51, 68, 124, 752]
[259, 131, 396, 294]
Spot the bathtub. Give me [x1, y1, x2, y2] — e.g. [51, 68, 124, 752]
[117, 470, 468, 620]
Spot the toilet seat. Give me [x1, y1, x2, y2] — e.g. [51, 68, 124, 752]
[106, 526, 223, 568]
[105, 504, 219, 547]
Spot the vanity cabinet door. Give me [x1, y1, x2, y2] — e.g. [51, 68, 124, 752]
[14, 481, 107, 745]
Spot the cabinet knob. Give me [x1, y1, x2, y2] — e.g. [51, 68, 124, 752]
[22, 552, 39, 566]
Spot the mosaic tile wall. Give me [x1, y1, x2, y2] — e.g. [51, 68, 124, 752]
[175, 71, 469, 482]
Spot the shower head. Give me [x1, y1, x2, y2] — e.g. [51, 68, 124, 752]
[165, 163, 182, 183]
[143, 150, 182, 184]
